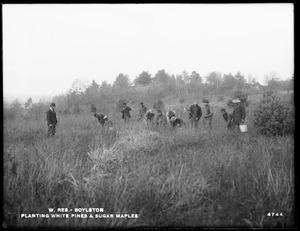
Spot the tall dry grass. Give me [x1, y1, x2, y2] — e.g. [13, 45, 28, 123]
[3, 94, 294, 228]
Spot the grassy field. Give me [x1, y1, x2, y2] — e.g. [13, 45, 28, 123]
[3, 92, 295, 228]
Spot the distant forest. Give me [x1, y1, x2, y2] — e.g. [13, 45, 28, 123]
[5, 70, 293, 119]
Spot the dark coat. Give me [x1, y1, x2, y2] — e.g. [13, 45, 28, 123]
[46, 109, 57, 126]
[122, 106, 131, 119]
[189, 104, 202, 120]
[232, 105, 246, 125]
[222, 111, 229, 122]
[145, 110, 155, 121]
[95, 114, 108, 126]
[171, 118, 185, 128]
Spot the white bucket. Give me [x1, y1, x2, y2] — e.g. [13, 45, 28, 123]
[239, 124, 248, 133]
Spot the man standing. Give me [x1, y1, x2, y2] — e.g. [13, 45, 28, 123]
[188, 101, 202, 128]
[138, 102, 148, 121]
[121, 102, 131, 123]
[203, 100, 213, 129]
[232, 98, 246, 130]
[46, 103, 58, 137]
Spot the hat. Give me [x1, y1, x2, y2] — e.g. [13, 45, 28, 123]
[170, 116, 176, 122]
[232, 98, 240, 103]
[220, 108, 226, 112]
[193, 101, 198, 105]
[203, 100, 209, 104]
[104, 115, 108, 119]
[50, 103, 56, 107]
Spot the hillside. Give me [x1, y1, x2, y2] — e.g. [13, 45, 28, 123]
[3, 91, 295, 228]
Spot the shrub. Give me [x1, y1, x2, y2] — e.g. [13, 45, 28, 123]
[253, 91, 294, 136]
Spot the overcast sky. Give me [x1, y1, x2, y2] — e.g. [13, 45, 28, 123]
[3, 3, 294, 101]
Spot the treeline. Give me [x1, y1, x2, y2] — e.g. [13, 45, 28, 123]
[4, 98, 51, 120]
[4, 70, 293, 119]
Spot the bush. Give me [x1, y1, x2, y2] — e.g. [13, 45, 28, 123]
[253, 91, 294, 136]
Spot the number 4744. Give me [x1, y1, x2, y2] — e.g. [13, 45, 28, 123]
[267, 212, 283, 217]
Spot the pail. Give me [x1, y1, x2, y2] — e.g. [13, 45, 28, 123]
[239, 124, 248, 133]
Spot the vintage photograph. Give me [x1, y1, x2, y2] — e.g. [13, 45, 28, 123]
[3, 3, 294, 228]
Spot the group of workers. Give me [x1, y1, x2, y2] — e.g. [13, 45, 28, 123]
[133, 100, 216, 129]
[133, 99, 246, 131]
[136, 102, 184, 128]
[46, 98, 246, 137]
